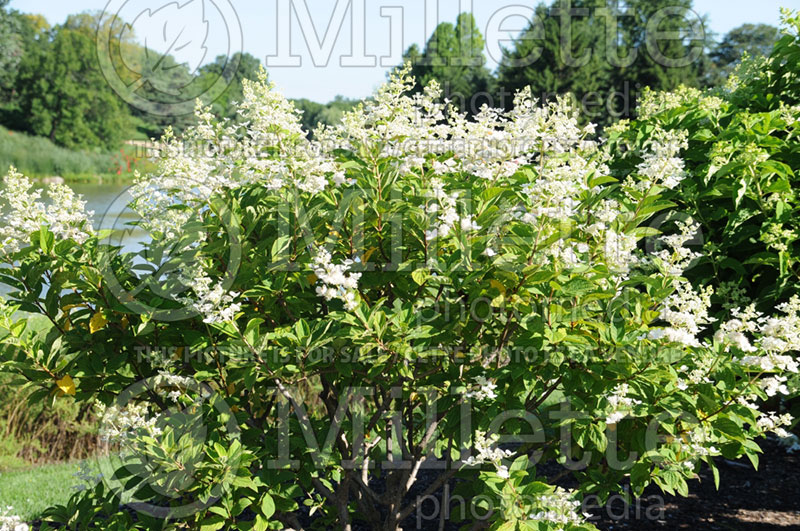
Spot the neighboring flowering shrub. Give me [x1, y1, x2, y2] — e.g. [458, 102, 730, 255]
[608, 9, 800, 319]
[607, 9, 800, 407]
[1, 59, 800, 531]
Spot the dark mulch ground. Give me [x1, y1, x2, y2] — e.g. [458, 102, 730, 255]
[589, 438, 800, 531]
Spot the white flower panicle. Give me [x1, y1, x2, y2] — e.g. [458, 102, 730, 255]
[649, 280, 714, 348]
[96, 402, 163, 446]
[604, 383, 643, 425]
[603, 230, 639, 275]
[714, 296, 800, 373]
[760, 375, 790, 397]
[464, 375, 498, 402]
[425, 178, 480, 240]
[756, 412, 795, 439]
[238, 71, 339, 195]
[464, 430, 515, 479]
[636, 128, 689, 190]
[132, 71, 339, 239]
[177, 264, 241, 324]
[527, 487, 588, 530]
[312, 249, 361, 311]
[678, 425, 720, 462]
[637, 86, 724, 121]
[654, 220, 702, 276]
[0, 167, 94, 256]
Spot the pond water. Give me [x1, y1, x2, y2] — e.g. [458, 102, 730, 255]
[70, 182, 141, 245]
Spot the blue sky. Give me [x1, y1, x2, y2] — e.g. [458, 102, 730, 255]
[9, 0, 791, 102]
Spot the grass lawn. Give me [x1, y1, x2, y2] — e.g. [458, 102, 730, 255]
[0, 461, 84, 522]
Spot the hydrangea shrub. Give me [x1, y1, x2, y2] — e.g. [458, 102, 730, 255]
[607, 8, 800, 317]
[1, 52, 800, 531]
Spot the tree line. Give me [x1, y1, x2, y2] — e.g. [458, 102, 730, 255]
[0, 0, 780, 152]
[405, 1, 778, 123]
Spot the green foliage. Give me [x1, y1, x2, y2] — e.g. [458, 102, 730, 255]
[0, 125, 150, 180]
[0, 61, 796, 529]
[607, 12, 800, 315]
[708, 24, 780, 83]
[0, 0, 22, 99]
[12, 16, 132, 150]
[405, 12, 492, 112]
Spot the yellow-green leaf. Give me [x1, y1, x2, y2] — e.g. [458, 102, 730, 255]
[56, 375, 76, 396]
[90, 312, 107, 334]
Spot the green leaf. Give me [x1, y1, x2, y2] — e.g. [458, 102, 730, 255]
[411, 268, 430, 286]
[260, 493, 276, 518]
[39, 226, 55, 254]
[253, 515, 269, 531]
[199, 515, 226, 531]
[562, 278, 594, 296]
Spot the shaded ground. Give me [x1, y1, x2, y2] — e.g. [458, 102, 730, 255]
[590, 438, 800, 530]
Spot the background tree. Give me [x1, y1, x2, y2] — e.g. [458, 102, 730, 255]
[496, 0, 611, 117]
[404, 12, 492, 113]
[707, 23, 779, 83]
[0, 0, 23, 102]
[613, 0, 703, 91]
[293, 95, 358, 135]
[198, 52, 263, 120]
[14, 15, 132, 149]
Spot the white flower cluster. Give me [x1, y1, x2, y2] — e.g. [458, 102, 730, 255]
[779, 102, 800, 127]
[527, 487, 588, 530]
[637, 86, 724, 120]
[132, 70, 340, 240]
[464, 375, 498, 402]
[650, 281, 714, 348]
[756, 412, 795, 439]
[425, 178, 479, 240]
[760, 375, 790, 397]
[716, 297, 800, 373]
[0, 507, 27, 531]
[0, 167, 94, 257]
[677, 425, 720, 464]
[653, 220, 702, 276]
[324, 68, 450, 162]
[312, 249, 361, 311]
[238, 72, 340, 195]
[96, 402, 162, 446]
[603, 230, 639, 276]
[464, 430, 515, 479]
[156, 371, 196, 402]
[177, 264, 241, 324]
[636, 128, 689, 190]
[674, 363, 713, 391]
[604, 383, 643, 425]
